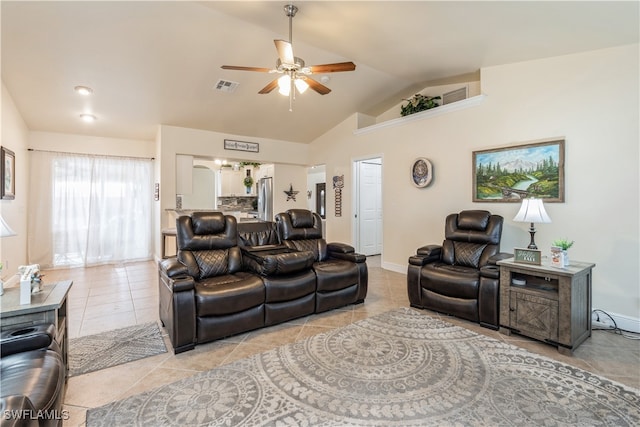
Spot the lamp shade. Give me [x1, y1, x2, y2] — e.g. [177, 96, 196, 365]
[0, 215, 16, 237]
[513, 198, 552, 223]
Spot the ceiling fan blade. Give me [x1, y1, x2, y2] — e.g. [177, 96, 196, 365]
[221, 65, 272, 73]
[305, 77, 331, 95]
[274, 39, 295, 65]
[308, 62, 356, 73]
[258, 79, 279, 94]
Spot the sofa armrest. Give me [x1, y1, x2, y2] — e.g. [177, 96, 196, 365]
[241, 247, 315, 276]
[327, 242, 366, 263]
[0, 324, 56, 357]
[409, 245, 442, 266]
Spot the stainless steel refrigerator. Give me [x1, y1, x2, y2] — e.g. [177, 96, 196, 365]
[257, 177, 273, 221]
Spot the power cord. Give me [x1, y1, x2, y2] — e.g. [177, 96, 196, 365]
[592, 309, 640, 340]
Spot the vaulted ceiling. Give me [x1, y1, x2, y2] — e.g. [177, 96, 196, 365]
[2, 1, 638, 143]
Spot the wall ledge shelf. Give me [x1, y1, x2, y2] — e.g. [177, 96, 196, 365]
[353, 94, 486, 136]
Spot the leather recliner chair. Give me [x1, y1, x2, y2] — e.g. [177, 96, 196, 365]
[275, 209, 368, 313]
[159, 212, 265, 353]
[0, 324, 66, 427]
[407, 210, 509, 329]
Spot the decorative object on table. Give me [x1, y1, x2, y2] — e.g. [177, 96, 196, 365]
[513, 197, 551, 249]
[551, 238, 574, 267]
[514, 248, 542, 265]
[472, 138, 565, 202]
[411, 157, 433, 188]
[333, 175, 344, 217]
[283, 184, 298, 201]
[30, 271, 44, 293]
[0, 214, 17, 296]
[18, 264, 40, 305]
[1, 146, 16, 200]
[400, 94, 441, 116]
[223, 139, 259, 153]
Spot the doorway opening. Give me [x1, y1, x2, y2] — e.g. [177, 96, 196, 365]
[353, 157, 382, 256]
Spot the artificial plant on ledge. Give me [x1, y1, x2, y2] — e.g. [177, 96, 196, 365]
[400, 94, 442, 116]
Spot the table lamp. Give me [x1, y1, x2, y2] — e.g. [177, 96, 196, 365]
[513, 198, 551, 249]
[0, 214, 17, 295]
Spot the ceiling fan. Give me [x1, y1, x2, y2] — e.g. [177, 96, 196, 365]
[221, 3, 356, 111]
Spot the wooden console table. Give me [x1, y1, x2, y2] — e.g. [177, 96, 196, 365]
[0, 280, 73, 374]
[497, 259, 594, 355]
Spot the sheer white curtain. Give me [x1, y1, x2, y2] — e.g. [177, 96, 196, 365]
[29, 151, 153, 268]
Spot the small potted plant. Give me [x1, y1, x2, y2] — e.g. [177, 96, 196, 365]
[400, 94, 442, 116]
[551, 238, 574, 267]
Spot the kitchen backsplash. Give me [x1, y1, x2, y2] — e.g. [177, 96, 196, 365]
[217, 196, 257, 211]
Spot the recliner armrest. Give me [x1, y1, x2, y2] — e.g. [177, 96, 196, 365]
[409, 245, 442, 265]
[159, 257, 189, 279]
[488, 252, 512, 265]
[0, 324, 55, 357]
[327, 242, 354, 254]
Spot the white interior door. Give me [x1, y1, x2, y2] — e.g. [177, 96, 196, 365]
[356, 158, 382, 256]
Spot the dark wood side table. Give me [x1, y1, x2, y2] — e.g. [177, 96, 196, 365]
[0, 280, 73, 375]
[497, 258, 595, 355]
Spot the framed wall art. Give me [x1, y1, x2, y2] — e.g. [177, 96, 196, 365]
[411, 157, 433, 188]
[1, 146, 15, 200]
[473, 139, 564, 203]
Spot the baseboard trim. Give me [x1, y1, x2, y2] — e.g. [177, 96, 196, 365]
[381, 261, 406, 275]
[592, 309, 640, 333]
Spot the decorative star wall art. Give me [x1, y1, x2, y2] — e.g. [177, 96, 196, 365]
[284, 184, 299, 201]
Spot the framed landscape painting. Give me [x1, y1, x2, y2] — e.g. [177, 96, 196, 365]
[473, 139, 565, 203]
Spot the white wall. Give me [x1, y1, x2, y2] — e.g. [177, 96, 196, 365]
[158, 125, 310, 229]
[273, 163, 309, 216]
[310, 45, 639, 326]
[1, 84, 30, 283]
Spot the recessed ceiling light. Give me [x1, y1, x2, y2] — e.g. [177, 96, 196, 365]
[80, 113, 97, 122]
[74, 85, 93, 95]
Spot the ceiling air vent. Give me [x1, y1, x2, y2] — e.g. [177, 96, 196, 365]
[214, 79, 239, 93]
[442, 86, 467, 105]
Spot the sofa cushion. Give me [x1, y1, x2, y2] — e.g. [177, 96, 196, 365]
[420, 263, 480, 299]
[453, 242, 487, 268]
[193, 249, 229, 279]
[314, 259, 359, 292]
[195, 272, 265, 316]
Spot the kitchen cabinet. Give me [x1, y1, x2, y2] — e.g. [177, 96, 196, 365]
[219, 168, 255, 196]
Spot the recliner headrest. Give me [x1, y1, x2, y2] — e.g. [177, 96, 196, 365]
[288, 209, 314, 228]
[457, 210, 491, 231]
[192, 212, 226, 235]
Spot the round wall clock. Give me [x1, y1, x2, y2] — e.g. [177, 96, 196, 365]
[411, 157, 433, 188]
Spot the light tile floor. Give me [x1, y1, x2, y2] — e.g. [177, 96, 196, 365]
[41, 256, 639, 426]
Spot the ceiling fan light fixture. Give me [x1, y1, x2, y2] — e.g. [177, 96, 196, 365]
[277, 75, 291, 96]
[295, 78, 308, 94]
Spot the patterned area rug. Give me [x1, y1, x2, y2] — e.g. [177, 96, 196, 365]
[86, 308, 640, 426]
[69, 322, 167, 377]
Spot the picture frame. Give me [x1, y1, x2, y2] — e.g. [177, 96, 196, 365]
[472, 139, 565, 202]
[514, 248, 542, 265]
[1, 146, 15, 200]
[411, 157, 433, 188]
[224, 139, 259, 153]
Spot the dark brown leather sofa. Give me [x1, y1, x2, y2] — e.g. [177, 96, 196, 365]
[407, 210, 510, 329]
[0, 324, 66, 427]
[159, 211, 367, 353]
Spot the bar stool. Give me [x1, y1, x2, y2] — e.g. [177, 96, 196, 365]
[161, 228, 177, 259]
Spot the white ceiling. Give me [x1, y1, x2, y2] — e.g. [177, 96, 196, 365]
[2, 1, 638, 143]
